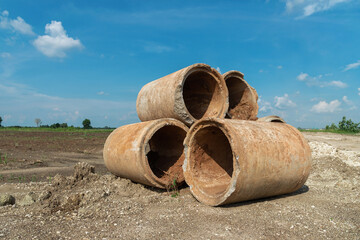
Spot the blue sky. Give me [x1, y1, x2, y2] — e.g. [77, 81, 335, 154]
[0, 0, 359, 128]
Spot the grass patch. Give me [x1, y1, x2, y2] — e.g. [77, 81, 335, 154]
[299, 128, 360, 135]
[0, 152, 9, 164]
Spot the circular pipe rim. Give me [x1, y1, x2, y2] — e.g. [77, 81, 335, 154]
[140, 118, 189, 188]
[183, 118, 238, 206]
[223, 71, 258, 120]
[177, 64, 229, 125]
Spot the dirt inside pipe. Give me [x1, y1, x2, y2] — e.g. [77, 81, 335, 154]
[146, 125, 187, 186]
[190, 126, 233, 196]
[182, 71, 221, 120]
[226, 77, 256, 120]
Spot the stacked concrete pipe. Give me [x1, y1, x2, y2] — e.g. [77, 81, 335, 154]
[103, 63, 311, 206]
[223, 71, 259, 120]
[104, 63, 229, 189]
[183, 118, 311, 206]
[137, 63, 229, 126]
[103, 118, 188, 188]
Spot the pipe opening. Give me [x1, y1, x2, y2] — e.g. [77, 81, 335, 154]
[183, 71, 221, 120]
[226, 77, 254, 119]
[190, 126, 233, 196]
[146, 125, 187, 185]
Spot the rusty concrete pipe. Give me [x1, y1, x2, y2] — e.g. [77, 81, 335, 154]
[257, 115, 286, 123]
[183, 118, 311, 206]
[223, 71, 259, 120]
[103, 118, 189, 188]
[137, 63, 229, 126]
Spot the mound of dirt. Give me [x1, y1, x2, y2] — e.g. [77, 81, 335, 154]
[309, 141, 360, 167]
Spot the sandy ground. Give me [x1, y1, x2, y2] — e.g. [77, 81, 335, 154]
[0, 131, 359, 239]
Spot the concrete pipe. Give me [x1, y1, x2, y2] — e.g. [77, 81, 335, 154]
[103, 118, 189, 188]
[223, 71, 258, 120]
[137, 63, 229, 126]
[183, 118, 311, 206]
[257, 115, 286, 123]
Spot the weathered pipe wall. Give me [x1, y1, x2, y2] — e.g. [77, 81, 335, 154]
[137, 63, 229, 126]
[183, 118, 311, 206]
[223, 71, 258, 120]
[103, 118, 189, 189]
[257, 115, 286, 123]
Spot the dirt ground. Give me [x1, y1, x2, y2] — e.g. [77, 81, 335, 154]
[0, 130, 359, 239]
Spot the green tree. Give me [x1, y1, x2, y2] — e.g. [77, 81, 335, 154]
[82, 119, 92, 129]
[0, 116, 2, 127]
[338, 116, 360, 132]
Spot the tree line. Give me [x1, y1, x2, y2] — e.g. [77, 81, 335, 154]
[325, 116, 360, 133]
[0, 117, 102, 129]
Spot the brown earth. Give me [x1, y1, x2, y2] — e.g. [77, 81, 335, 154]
[0, 130, 359, 239]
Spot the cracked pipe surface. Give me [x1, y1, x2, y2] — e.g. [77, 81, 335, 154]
[183, 118, 311, 206]
[103, 118, 189, 188]
[137, 63, 229, 126]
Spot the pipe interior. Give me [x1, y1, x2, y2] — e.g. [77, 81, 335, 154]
[226, 77, 253, 119]
[190, 126, 233, 196]
[271, 119, 284, 123]
[182, 70, 221, 120]
[146, 125, 187, 184]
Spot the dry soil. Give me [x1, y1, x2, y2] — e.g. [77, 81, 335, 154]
[0, 130, 359, 239]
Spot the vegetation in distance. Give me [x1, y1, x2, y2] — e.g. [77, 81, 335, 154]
[299, 116, 360, 135]
[0, 117, 115, 132]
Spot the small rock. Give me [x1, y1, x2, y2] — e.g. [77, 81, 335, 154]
[0, 194, 15, 206]
[18, 193, 36, 206]
[39, 191, 52, 201]
[73, 162, 95, 180]
[52, 174, 67, 186]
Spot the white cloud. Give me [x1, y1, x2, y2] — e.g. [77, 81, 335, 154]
[1, 52, 11, 58]
[311, 100, 341, 113]
[97, 91, 110, 96]
[297, 72, 308, 81]
[259, 69, 264, 73]
[329, 80, 347, 88]
[342, 95, 350, 104]
[274, 93, 296, 109]
[216, 67, 221, 74]
[143, 42, 172, 53]
[10, 17, 35, 35]
[342, 96, 357, 110]
[258, 96, 273, 112]
[277, 65, 283, 69]
[297, 72, 347, 88]
[358, 88, 360, 96]
[285, 0, 351, 18]
[0, 10, 34, 35]
[33, 21, 83, 58]
[343, 60, 360, 71]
